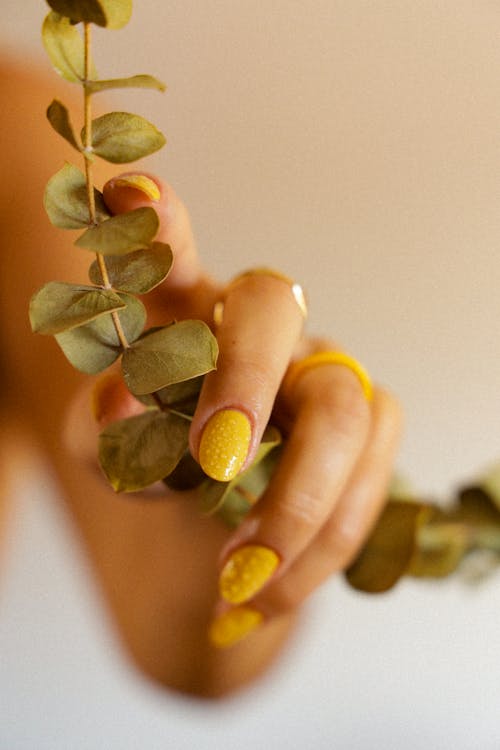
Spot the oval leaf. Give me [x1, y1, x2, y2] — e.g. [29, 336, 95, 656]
[44, 163, 110, 229]
[86, 75, 166, 95]
[409, 520, 468, 579]
[47, 99, 81, 151]
[46, 0, 132, 29]
[88, 242, 172, 292]
[122, 321, 218, 395]
[54, 293, 146, 373]
[42, 12, 95, 82]
[98, 410, 190, 492]
[29, 282, 125, 335]
[75, 207, 159, 255]
[345, 501, 430, 593]
[83, 112, 166, 163]
[55, 323, 120, 373]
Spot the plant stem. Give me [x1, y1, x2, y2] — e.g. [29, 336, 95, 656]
[83, 22, 129, 351]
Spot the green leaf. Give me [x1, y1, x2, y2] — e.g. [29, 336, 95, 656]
[42, 12, 95, 82]
[46, 0, 132, 29]
[408, 517, 469, 579]
[122, 321, 218, 395]
[29, 281, 125, 335]
[55, 321, 120, 373]
[345, 501, 430, 593]
[98, 410, 190, 492]
[200, 426, 282, 517]
[156, 375, 204, 409]
[47, 99, 81, 151]
[75, 207, 159, 255]
[83, 112, 166, 163]
[88, 242, 172, 292]
[44, 163, 110, 229]
[54, 293, 147, 373]
[86, 75, 166, 94]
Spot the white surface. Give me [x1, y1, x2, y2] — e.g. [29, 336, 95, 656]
[2, 463, 500, 750]
[2, 1, 500, 747]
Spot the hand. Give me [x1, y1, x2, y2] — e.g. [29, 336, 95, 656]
[64, 171, 403, 692]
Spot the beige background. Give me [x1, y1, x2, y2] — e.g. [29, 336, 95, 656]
[1, 2, 500, 748]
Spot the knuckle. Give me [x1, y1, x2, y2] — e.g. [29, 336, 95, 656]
[310, 379, 370, 441]
[261, 579, 304, 614]
[278, 488, 328, 527]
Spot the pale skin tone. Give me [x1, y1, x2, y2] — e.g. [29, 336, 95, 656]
[1, 62, 402, 698]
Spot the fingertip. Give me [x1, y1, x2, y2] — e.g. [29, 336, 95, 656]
[103, 172, 167, 214]
[92, 371, 144, 428]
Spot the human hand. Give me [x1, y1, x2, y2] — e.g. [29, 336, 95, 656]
[73, 171, 402, 671]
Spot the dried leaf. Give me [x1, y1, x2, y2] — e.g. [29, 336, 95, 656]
[83, 112, 166, 163]
[75, 207, 159, 255]
[55, 322, 120, 373]
[122, 321, 218, 395]
[47, 99, 80, 151]
[46, 0, 132, 29]
[42, 12, 95, 82]
[88, 242, 172, 292]
[86, 75, 166, 94]
[29, 281, 125, 335]
[409, 519, 469, 578]
[98, 410, 190, 492]
[345, 501, 430, 593]
[44, 163, 110, 229]
[54, 293, 146, 373]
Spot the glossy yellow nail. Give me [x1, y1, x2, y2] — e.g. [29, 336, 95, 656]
[199, 409, 251, 481]
[219, 545, 280, 604]
[113, 174, 160, 201]
[208, 606, 263, 649]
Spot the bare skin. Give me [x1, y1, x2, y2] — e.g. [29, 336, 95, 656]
[0, 61, 402, 698]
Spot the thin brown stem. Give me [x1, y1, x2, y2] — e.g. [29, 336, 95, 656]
[83, 22, 129, 351]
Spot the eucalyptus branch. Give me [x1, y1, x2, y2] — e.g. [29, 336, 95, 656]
[83, 21, 129, 350]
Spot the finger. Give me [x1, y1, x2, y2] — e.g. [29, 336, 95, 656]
[214, 359, 373, 606]
[190, 273, 306, 482]
[252, 387, 403, 616]
[102, 172, 219, 322]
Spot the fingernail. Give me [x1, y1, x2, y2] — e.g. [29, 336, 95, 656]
[199, 409, 252, 481]
[219, 544, 280, 604]
[113, 174, 160, 202]
[208, 606, 263, 648]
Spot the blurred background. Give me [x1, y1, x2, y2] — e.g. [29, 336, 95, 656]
[1, 1, 500, 748]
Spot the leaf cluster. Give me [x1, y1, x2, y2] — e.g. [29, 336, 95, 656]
[345, 470, 500, 593]
[31, 1, 219, 491]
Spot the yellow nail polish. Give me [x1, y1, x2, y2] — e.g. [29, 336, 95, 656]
[199, 409, 251, 481]
[113, 174, 160, 201]
[219, 545, 280, 604]
[208, 606, 263, 649]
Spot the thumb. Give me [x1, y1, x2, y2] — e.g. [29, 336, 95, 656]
[102, 173, 216, 313]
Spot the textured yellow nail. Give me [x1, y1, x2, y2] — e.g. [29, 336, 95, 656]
[113, 174, 160, 201]
[208, 607, 263, 649]
[219, 545, 280, 604]
[199, 409, 251, 481]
